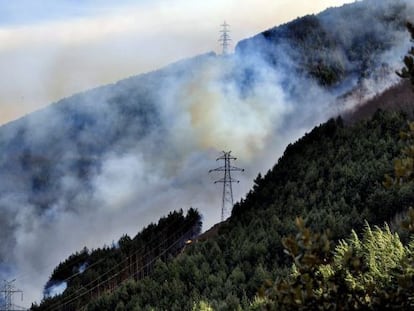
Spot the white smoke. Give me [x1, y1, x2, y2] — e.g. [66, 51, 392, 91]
[44, 282, 67, 298]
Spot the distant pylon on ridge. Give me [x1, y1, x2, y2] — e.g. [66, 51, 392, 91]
[0, 279, 24, 311]
[209, 151, 244, 221]
[219, 21, 231, 55]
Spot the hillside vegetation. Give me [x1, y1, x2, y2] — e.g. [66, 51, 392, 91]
[237, 0, 412, 86]
[343, 80, 414, 122]
[31, 209, 201, 310]
[32, 108, 414, 310]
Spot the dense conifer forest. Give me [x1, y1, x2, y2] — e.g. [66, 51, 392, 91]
[31, 209, 201, 310]
[32, 109, 414, 310]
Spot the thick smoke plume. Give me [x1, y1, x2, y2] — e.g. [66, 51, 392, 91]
[0, 0, 413, 306]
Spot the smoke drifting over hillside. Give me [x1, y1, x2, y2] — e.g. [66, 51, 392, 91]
[0, 0, 357, 125]
[0, 0, 413, 306]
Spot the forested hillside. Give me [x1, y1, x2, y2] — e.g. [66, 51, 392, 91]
[237, 0, 412, 86]
[32, 108, 414, 310]
[31, 209, 201, 310]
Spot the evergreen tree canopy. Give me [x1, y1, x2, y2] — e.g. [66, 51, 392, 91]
[60, 110, 414, 311]
[397, 22, 414, 86]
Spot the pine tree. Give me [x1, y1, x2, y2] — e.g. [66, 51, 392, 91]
[397, 22, 414, 86]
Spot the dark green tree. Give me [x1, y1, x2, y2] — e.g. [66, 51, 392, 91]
[259, 220, 414, 310]
[397, 22, 414, 85]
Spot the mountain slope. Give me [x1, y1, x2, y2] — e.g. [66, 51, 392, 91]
[237, 0, 412, 87]
[1, 0, 414, 305]
[31, 208, 201, 310]
[344, 80, 414, 122]
[33, 108, 414, 310]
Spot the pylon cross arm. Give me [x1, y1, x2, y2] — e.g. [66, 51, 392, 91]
[209, 167, 226, 172]
[229, 166, 244, 171]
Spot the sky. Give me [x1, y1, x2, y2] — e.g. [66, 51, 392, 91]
[0, 0, 356, 125]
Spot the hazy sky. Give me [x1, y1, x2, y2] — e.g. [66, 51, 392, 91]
[0, 0, 355, 125]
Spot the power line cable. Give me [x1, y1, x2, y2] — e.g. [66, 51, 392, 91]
[45, 215, 196, 311]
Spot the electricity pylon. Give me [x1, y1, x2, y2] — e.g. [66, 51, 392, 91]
[209, 151, 244, 221]
[0, 279, 24, 311]
[219, 21, 231, 55]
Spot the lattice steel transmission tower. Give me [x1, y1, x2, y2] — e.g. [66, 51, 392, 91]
[1, 279, 24, 311]
[219, 21, 231, 55]
[209, 151, 244, 221]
